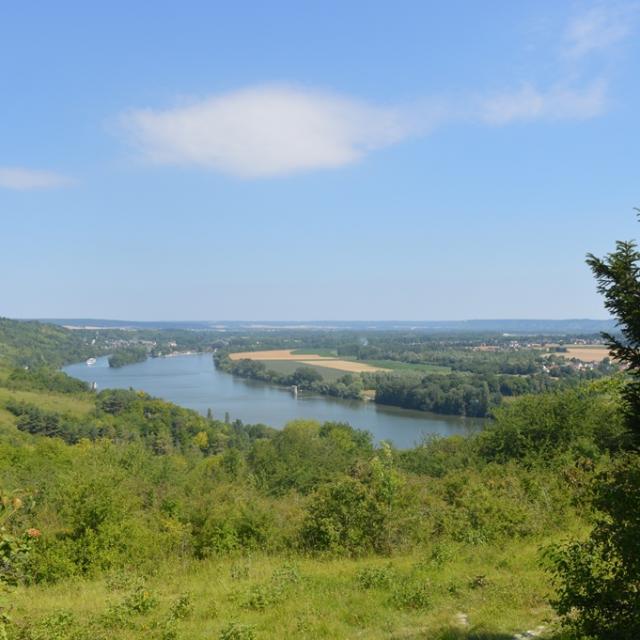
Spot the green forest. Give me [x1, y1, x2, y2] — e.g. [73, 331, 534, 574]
[0, 224, 639, 639]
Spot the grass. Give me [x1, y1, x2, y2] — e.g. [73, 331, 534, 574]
[0, 365, 95, 435]
[261, 360, 348, 383]
[9, 536, 572, 639]
[0, 386, 94, 417]
[363, 360, 452, 375]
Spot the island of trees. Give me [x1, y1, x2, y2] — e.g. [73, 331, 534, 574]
[107, 345, 149, 368]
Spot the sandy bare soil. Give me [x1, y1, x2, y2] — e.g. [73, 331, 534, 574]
[228, 349, 385, 372]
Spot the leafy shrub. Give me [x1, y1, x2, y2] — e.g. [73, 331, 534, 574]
[356, 565, 394, 590]
[390, 580, 431, 610]
[168, 592, 193, 620]
[546, 454, 640, 640]
[0, 494, 39, 585]
[271, 563, 300, 586]
[479, 385, 624, 464]
[242, 583, 284, 611]
[101, 582, 158, 628]
[20, 610, 76, 640]
[429, 542, 455, 567]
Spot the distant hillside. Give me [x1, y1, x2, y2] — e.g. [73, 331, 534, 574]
[0, 317, 99, 368]
[41, 317, 617, 334]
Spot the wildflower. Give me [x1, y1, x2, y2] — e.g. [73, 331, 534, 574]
[26, 528, 41, 538]
[12, 497, 23, 510]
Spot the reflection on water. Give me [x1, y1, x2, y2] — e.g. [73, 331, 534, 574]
[63, 354, 484, 449]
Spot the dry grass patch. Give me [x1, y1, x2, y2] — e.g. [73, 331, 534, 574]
[561, 345, 611, 362]
[298, 360, 385, 373]
[229, 349, 335, 361]
[228, 349, 387, 373]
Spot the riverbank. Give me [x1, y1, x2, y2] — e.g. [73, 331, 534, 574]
[63, 354, 483, 448]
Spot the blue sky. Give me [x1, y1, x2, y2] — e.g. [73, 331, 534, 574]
[1, 1, 638, 320]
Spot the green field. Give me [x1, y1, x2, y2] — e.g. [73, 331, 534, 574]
[262, 359, 349, 383]
[364, 359, 451, 375]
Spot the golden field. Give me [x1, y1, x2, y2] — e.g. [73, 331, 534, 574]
[228, 349, 385, 373]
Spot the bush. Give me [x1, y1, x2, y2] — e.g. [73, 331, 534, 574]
[390, 580, 431, 610]
[546, 454, 640, 639]
[219, 622, 257, 640]
[356, 565, 395, 590]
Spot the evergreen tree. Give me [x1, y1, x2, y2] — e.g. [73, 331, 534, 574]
[586, 214, 640, 444]
[549, 212, 640, 638]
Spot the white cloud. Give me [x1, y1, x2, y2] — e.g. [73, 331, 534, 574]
[119, 7, 633, 179]
[480, 81, 607, 124]
[564, 3, 636, 59]
[121, 85, 429, 178]
[0, 167, 74, 190]
[120, 81, 608, 178]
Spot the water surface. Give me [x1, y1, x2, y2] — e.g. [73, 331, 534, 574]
[64, 354, 482, 448]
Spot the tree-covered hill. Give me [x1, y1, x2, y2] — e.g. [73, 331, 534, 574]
[0, 318, 102, 368]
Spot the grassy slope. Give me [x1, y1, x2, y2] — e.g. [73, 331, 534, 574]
[0, 363, 94, 439]
[11, 535, 573, 639]
[0, 386, 94, 417]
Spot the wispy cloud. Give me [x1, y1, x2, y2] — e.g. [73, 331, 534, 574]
[480, 80, 607, 124]
[563, 2, 636, 59]
[121, 86, 435, 178]
[120, 80, 610, 178]
[0, 167, 74, 190]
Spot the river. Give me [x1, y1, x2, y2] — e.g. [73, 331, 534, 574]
[63, 354, 483, 448]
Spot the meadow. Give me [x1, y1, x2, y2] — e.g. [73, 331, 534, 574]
[257, 360, 351, 383]
[10, 536, 572, 639]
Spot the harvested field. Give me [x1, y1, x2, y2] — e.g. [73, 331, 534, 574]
[298, 359, 384, 373]
[229, 349, 335, 361]
[561, 345, 611, 362]
[228, 349, 386, 373]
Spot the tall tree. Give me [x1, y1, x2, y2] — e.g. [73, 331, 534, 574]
[548, 213, 640, 639]
[586, 215, 640, 444]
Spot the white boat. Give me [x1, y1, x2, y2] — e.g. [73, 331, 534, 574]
[86, 357, 97, 366]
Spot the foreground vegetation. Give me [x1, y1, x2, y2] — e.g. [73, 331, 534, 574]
[0, 344, 626, 638]
[9, 537, 572, 639]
